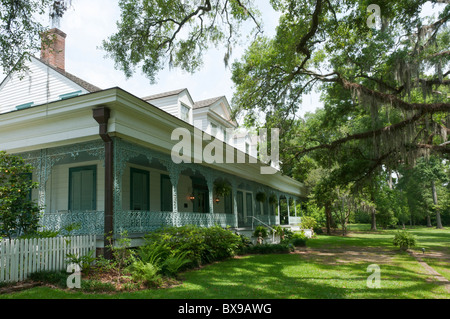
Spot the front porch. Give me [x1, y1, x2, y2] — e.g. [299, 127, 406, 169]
[19, 138, 303, 246]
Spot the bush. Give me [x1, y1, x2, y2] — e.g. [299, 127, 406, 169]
[393, 231, 416, 251]
[142, 225, 241, 269]
[300, 216, 317, 230]
[253, 225, 268, 238]
[125, 260, 162, 287]
[291, 232, 308, 247]
[29, 271, 68, 288]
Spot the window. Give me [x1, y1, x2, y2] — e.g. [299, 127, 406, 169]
[69, 165, 96, 211]
[180, 104, 190, 122]
[191, 177, 209, 214]
[245, 142, 250, 154]
[224, 192, 232, 214]
[130, 168, 149, 210]
[211, 123, 218, 137]
[160, 174, 173, 212]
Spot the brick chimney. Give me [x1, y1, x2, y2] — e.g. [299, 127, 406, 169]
[40, 28, 67, 71]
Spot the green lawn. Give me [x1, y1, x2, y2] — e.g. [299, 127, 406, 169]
[1, 226, 449, 299]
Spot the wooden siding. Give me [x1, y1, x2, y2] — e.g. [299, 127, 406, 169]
[0, 57, 88, 114]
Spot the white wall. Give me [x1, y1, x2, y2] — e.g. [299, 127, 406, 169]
[0, 57, 88, 114]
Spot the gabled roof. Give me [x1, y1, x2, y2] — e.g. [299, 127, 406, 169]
[141, 88, 187, 101]
[193, 96, 224, 109]
[38, 57, 102, 93]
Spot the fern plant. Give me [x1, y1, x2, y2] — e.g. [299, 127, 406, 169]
[161, 250, 192, 277]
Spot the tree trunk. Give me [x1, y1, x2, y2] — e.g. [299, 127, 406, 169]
[426, 214, 432, 227]
[371, 211, 377, 231]
[370, 188, 377, 231]
[431, 180, 443, 229]
[325, 201, 332, 235]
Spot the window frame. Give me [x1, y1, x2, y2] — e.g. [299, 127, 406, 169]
[68, 165, 97, 211]
[130, 167, 150, 211]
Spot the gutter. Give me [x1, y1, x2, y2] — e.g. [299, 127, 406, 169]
[93, 106, 113, 259]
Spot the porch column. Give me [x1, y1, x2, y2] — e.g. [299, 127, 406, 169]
[286, 195, 291, 226]
[231, 181, 238, 228]
[294, 199, 297, 217]
[168, 163, 181, 213]
[37, 149, 48, 211]
[277, 194, 281, 225]
[206, 175, 214, 215]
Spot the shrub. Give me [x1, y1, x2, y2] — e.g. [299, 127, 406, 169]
[253, 225, 268, 238]
[29, 271, 68, 288]
[291, 232, 308, 247]
[125, 260, 162, 287]
[393, 231, 416, 251]
[142, 225, 241, 269]
[300, 216, 317, 230]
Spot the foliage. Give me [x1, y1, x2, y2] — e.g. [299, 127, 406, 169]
[125, 260, 162, 287]
[213, 179, 231, 198]
[300, 216, 317, 230]
[0, 152, 41, 239]
[393, 231, 417, 251]
[252, 225, 268, 238]
[102, 0, 261, 82]
[0, 0, 56, 75]
[66, 250, 96, 275]
[255, 192, 267, 203]
[143, 225, 241, 268]
[291, 232, 308, 247]
[268, 194, 278, 205]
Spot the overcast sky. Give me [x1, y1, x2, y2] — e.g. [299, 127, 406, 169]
[50, 0, 322, 117]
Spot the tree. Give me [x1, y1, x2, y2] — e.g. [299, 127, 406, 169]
[412, 156, 448, 228]
[0, 1, 73, 75]
[231, 0, 450, 180]
[0, 151, 41, 239]
[104, 0, 449, 193]
[102, 0, 262, 83]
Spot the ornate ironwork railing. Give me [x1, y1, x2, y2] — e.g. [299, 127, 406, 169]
[40, 210, 238, 236]
[40, 211, 105, 236]
[114, 211, 237, 233]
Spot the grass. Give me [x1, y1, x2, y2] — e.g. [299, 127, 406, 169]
[1, 225, 449, 299]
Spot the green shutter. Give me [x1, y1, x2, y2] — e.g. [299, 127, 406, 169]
[130, 168, 150, 210]
[69, 165, 97, 211]
[160, 174, 172, 212]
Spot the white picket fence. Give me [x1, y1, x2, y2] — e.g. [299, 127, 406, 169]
[0, 235, 96, 283]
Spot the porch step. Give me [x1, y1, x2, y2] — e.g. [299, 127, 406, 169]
[231, 227, 280, 245]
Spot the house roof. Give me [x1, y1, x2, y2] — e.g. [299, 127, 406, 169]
[193, 96, 224, 109]
[141, 88, 187, 101]
[37, 57, 102, 93]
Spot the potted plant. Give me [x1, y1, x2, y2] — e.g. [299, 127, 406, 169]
[255, 192, 267, 203]
[213, 180, 231, 198]
[269, 194, 277, 205]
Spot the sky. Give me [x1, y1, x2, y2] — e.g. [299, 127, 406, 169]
[46, 0, 322, 118]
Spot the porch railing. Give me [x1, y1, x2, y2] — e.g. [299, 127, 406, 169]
[40, 211, 105, 236]
[40, 210, 238, 235]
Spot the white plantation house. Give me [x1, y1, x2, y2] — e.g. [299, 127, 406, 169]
[0, 28, 306, 248]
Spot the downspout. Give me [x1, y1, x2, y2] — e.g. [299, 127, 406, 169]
[93, 106, 113, 259]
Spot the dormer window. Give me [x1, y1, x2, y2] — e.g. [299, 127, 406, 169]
[180, 103, 190, 122]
